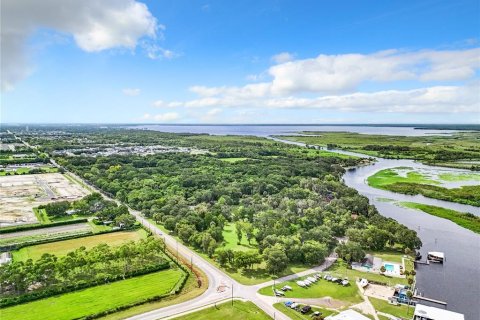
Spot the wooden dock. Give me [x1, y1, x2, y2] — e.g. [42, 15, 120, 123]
[414, 260, 429, 265]
[414, 295, 447, 306]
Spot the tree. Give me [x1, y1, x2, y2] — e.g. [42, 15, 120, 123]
[114, 214, 136, 228]
[301, 240, 328, 265]
[235, 221, 244, 244]
[335, 241, 365, 263]
[263, 244, 288, 275]
[380, 265, 386, 274]
[243, 222, 254, 244]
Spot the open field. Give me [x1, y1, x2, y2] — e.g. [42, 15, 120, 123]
[0, 173, 89, 226]
[174, 300, 270, 320]
[1, 269, 184, 320]
[13, 229, 148, 261]
[273, 303, 337, 319]
[0, 166, 58, 176]
[258, 277, 362, 303]
[219, 157, 249, 163]
[399, 202, 480, 233]
[222, 223, 258, 251]
[369, 297, 414, 319]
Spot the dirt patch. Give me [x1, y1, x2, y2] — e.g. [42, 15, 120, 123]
[1, 223, 90, 239]
[364, 283, 395, 300]
[0, 173, 89, 227]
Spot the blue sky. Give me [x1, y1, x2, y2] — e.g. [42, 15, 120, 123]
[1, 0, 479, 124]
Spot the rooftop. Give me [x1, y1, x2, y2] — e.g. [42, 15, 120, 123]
[414, 304, 464, 320]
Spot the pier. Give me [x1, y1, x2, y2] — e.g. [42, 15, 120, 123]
[414, 295, 447, 306]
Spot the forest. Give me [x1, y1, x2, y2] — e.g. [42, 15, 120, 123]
[42, 130, 422, 276]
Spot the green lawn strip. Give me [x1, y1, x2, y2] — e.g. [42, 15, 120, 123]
[258, 276, 362, 303]
[327, 260, 409, 286]
[370, 297, 414, 319]
[13, 229, 147, 261]
[371, 251, 405, 264]
[273, 302, 337, 319]
[33, 208, 51, 224]
[1, 269, 184, 320]
[149, 219, 311, 285]
[399, 202, 480, 234]
[219, 157, 250, 163]
[174, 300, 270, 320]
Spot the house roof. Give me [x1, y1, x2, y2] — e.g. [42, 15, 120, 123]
[327, 309, 371, 320]
[414, 304, 464, 320]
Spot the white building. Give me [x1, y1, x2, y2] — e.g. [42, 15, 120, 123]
[414, 304, 464, 320]
[326, 309, 371, 320]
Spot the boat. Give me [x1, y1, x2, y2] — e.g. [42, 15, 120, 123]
[359, 278, 369, 288]
[427, 251, 444, 263]
[415, 251, 422, 261]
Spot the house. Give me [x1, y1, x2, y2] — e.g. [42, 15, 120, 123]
[325, 309, 371, 320]
[413, 304, 464, 320]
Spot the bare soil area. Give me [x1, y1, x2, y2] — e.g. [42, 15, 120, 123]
[0, 173, 89, 226]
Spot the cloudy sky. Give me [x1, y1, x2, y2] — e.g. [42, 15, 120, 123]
[1, 0, 479, 124]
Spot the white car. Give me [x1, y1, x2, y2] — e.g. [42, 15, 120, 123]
[307, 277, 317, 282]
[296, 281, 306, 287]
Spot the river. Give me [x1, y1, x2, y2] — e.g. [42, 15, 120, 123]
[140, 125, 480, 320]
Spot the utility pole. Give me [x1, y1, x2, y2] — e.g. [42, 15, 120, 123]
[231, 282, 234, 306]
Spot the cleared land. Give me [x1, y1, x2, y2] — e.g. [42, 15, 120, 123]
[13, 229, 148, 261]
[1, 269, 184, 320]
[400, 202, 480, 234]
[222, 223, 258, 251]
[0, 173, 89, 226]
[174, 300, 270, 320]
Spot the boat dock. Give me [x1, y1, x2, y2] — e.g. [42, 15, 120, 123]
[414, 295, 447, 306]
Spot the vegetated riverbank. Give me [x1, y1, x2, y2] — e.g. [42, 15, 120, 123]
[399, 202, 480, 234]
[367, 168, 480, 207]
[276, 131, 480, 170]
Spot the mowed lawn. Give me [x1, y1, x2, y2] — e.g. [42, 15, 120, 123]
[258, 277, 362, 303]
[13, 229, 148, 261]
[1, 269, 184, 320]
[174, 300, 270, 320]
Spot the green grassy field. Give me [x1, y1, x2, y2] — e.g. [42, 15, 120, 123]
[438, 172, 480, 181]
[222, 223, 258, 251]
[370, 297, 414, 319]
[174, 301, 270, 320]
[13, 229, 148, 261]
[1, 269, 184, 320]
[273, 303, 337, 319]
[367, 168, 438, 188]
[400, 202, 480, 234]
[0, 166, 58, 176]
[258, 276, 362, 303]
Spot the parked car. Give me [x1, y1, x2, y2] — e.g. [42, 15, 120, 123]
[282, 285, 292, 291]
[284, 301, 293, 307]
[301, 305, 312, 314]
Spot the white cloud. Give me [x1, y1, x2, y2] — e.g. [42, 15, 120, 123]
[153, 100, 183, 108]
[271, 52, 294, 64]
[150, 83, 479, 113]
[141, 41, 176, 60]
[143, 112, 180, 122]
[122, 88, 141, 96]
[1, 0, 159, 91]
